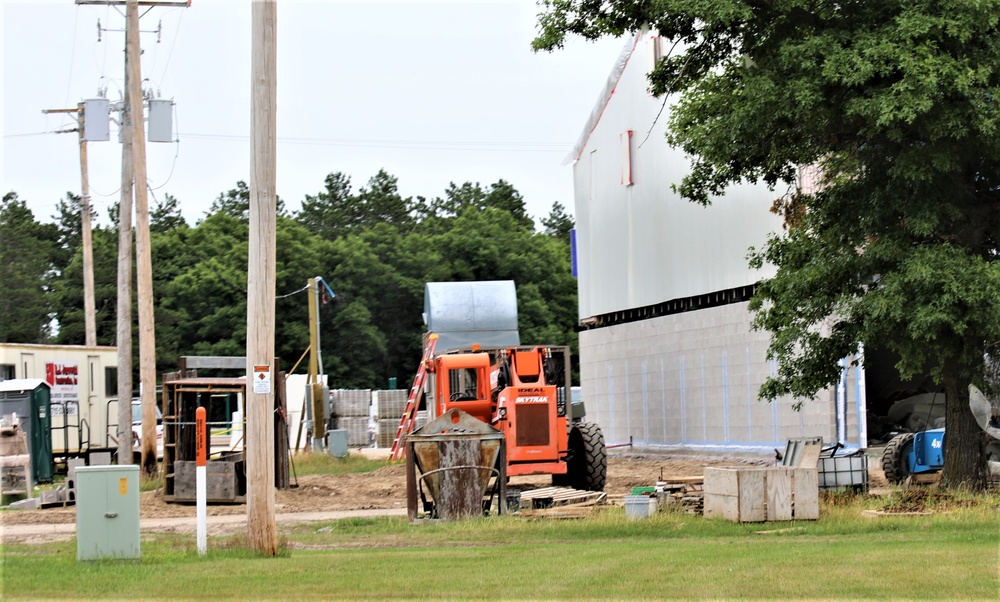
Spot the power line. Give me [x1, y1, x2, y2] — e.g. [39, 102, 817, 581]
[179, 133, 573, 153]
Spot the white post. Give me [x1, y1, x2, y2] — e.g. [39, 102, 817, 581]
[196, 407, 207, 555]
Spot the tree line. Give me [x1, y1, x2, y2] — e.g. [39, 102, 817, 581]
[0, 169, 579, 389]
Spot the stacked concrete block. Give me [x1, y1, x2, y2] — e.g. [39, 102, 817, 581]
[330, 389, 372, 447]
[374, 410, 427, 448]
[373, 389, 404, 449]
[372, 389, 408, 420]
[372, 389, 428, 448]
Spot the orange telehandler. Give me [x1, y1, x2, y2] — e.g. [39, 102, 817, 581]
[394, 334, 607, 492]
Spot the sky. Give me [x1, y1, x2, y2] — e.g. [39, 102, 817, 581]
[1, 0, 627, 228]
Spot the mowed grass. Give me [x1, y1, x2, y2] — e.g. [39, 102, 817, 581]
[288, 451, 391, 476]
[3, 491, 998, 600]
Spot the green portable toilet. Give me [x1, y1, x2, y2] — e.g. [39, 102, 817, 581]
[0, 379, 54, 484]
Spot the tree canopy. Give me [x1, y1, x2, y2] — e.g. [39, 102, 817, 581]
[535, 0, 1000, 488]
[1, 171, 579, 393]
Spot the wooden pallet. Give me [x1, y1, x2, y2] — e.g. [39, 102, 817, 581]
[518, 487, 606, 510]
[519, 489, 607, 520]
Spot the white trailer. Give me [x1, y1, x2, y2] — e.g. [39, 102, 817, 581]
[0, 343, 123, 460]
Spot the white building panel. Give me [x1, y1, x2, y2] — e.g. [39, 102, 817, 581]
[568, 31, 867, 454]
[571, 33, 785, 319]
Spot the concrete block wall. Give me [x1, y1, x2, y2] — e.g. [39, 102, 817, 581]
[580, 302, 866, 452]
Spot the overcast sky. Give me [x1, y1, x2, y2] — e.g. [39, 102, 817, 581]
[1, 0, 627, 228]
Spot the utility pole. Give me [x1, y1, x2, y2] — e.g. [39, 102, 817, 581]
[308, 277, 326, 450]
[116, 49, 135, 467]
[72, 0, 190, 466]
[124, 0, 157, 475]
[40, 105, 97, 348]
[247, 0, 278, 555]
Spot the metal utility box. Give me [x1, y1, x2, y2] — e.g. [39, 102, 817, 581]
[327, 429, 349, 458]
[83, 98, 111, 141]
[75, 465, 140, 561]
[0, 379, 53, 484]
[147, 99, 174, 143]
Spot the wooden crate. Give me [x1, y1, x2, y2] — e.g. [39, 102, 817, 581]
[173, 460, 245, 503]
[704, 467, 818, 522]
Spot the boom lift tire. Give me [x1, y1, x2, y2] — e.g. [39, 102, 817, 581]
[882, 432, 915, 484]
[566, 422, 607, 491]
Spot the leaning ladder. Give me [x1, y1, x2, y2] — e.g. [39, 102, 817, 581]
[390, 333, 438, 460]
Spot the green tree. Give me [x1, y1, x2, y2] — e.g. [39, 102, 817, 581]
[298, 172, 356, 240]
[535, 1, 1000, 488]
[51, 192, 86, 273]
[50, 225, 118, 346]
[297, 170, 414, 241]
[356, 170, 414, 231]
[150, 193, 188, 233]
[423, 181, 535, 230]
[541, 201, 574, 242]
[0, 193, 57, 343]
[208, 181, 286, 222]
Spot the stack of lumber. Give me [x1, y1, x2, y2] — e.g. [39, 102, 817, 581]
[663, 476, 705, 515]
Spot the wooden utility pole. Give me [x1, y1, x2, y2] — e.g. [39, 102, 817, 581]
[307, 277, 326, 450]
[72, 0, 190, 464]
[125, 0, 158, 475]
[40, 104, 98, 347]
[116, 53, 135, 466]
[246, 0, 278, 555]
[78, 103, 98, 348]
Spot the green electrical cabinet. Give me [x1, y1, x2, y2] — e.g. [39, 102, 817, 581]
[0, 379, 53, 484]
[75, 465, 140, 561]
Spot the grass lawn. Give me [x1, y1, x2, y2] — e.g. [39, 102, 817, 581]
[3, 491, 998, 600]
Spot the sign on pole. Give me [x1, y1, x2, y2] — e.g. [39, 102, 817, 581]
[252, 365, 271, 394]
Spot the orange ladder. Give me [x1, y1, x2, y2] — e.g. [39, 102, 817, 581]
[390, 333, 438, 460]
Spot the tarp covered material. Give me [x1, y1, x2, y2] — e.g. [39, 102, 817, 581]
[424, 281, 520, 351]
[565, 34, 639, 166]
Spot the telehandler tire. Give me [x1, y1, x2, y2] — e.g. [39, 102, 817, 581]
[882, 432, 914, 484]
[567, 422, 607, 491]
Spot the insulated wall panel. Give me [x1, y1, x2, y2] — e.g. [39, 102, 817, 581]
[579, 302, 865, 453]
[571, 31, 784, 320]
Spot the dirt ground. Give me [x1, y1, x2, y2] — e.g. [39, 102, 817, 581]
[0, 451, 787, 527]
[2, 450, 892, 530]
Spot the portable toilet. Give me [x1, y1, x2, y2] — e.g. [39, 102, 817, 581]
[0, 379, 54, 484]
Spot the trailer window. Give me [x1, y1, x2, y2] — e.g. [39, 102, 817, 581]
[0, 364, 13, 382]
[105, 367, 118, 397]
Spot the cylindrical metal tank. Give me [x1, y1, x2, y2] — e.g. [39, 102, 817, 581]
[423, 281, 520, 351]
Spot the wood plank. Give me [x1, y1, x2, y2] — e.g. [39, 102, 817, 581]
[792, 467, 819, 520]
[704, 492, 739, 521]
[174, 460, 239, 502]
[704, 467, 739, 497]
[663, 476, 704, 484]
[798, 444, 822, 469]
[738, 469, 766, 522]
[766, 468, 792, 521]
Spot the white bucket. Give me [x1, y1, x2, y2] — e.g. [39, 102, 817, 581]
[624, 495, 657, 519]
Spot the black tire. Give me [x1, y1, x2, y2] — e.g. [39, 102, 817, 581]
[566, 422, 607, 491]
[882, 433, 915, 484]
